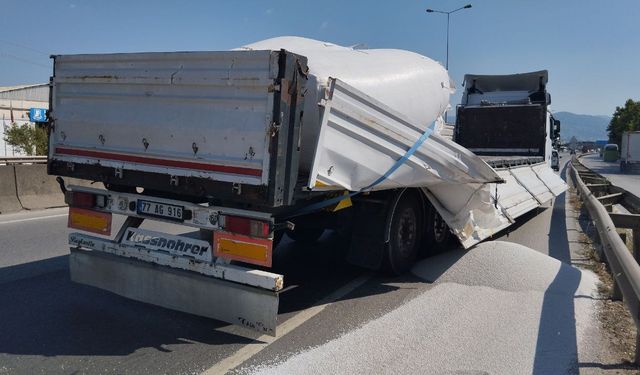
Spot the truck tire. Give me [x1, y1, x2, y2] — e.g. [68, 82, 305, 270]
[286, 226, 324, 244]
[384, 193, 422, 275]
[425, 205, 452, 253]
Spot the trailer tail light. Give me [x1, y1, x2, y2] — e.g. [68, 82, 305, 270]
[223, 215, 270, 238]
[65, 191, 107, 209]
[68, 207, 112, 235]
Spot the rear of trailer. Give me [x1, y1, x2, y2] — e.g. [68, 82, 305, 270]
[47, 41, 566, 335]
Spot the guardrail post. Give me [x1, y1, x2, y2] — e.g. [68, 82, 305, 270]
[594, 241, 604, 263]
[612, 279, 623, 301]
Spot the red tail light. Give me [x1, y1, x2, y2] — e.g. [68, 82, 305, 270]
[223, 216, 270, 238]
[68, 191, 95, 208]
[65, 191, 107, 209]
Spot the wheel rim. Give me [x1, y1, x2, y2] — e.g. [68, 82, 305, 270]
[395, 207, 417, 258]
[433, 212, 448, 243]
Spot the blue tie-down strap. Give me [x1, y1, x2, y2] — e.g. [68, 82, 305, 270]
[286, 125, 434, 218]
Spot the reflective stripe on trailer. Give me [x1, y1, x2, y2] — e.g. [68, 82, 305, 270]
[54, 147, 263, 177]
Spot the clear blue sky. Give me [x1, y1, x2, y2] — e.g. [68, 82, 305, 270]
[1, 0, 638, 116]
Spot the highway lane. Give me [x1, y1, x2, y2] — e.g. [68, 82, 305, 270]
[0, 208, 69, 269]
[496, 153, 572, 260]
[0, 155, 600, 374]
[0, 208, 189, 284]
[233, 157, 603, 374]
[0, 209, 426, 374]
[580, 153, 640, 196]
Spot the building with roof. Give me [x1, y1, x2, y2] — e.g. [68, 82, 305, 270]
[0, 83, 49, 156]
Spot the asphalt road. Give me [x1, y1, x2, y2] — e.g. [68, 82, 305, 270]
[0, 156, 602, 374]
[580, 153, 640, 196]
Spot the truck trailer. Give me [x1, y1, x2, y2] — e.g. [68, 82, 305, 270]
[47, 37, 566, 335]
[620, 131, 640, 172]
[453, 71, 566, 221]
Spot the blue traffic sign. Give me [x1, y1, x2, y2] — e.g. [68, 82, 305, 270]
[29, 108, 48, 123]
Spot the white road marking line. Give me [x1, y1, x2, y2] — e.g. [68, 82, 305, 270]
[202, 273, 371, 375]
[0, 213, 68, 225]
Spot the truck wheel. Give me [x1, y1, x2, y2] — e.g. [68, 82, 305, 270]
[286, 226, 324, 243]
[384, 193, 422, 275]
[425, 206, 452, 252]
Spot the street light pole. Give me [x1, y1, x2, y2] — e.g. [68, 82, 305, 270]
[426, 4, 472, 122]
[426, 4, 472, 70]
[446, 12, 450, 70]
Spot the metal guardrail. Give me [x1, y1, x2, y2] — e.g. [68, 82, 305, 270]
[0, 156, 47, 165]
[570, 156, 640, 364]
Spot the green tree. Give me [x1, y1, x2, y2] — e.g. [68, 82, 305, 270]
[607, 99, 640, 146]
[4, 122, 48, 155]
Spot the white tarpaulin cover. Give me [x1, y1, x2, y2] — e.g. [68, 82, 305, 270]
[532, 163, 567, 196]
[309, 79, 503, 191]
[240, 37, 567, 248]
[509, 166, 555, 204]
[309, 78, 511, 248]
[306, 79, 567, 248]
[493, 170, 539, 220]
[240, 36, 454, 171]
[489, 164, 567, 225]
[424, 183, 511, 248]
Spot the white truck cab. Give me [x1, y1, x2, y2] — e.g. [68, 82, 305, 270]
[551, 150, 559, 171]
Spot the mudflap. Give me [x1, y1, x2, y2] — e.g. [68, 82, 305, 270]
[346, 190, 403, 270]
[69, 248, 279, 336]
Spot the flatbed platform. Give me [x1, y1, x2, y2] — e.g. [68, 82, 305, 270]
[480, 155, 545, 169]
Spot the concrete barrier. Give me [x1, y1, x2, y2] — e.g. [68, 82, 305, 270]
[14, 164, 66, 210]
[3, 164, 98, 213]
[0, 166, 23, 214]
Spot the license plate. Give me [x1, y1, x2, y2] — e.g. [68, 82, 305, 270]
[137, 199, 184, 221]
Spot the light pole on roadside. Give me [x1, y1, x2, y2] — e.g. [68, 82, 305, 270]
[426, 4, 472, 71]
[426, 4, 472, 122]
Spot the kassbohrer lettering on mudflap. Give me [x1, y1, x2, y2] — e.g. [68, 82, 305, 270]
[125, 229, 209, 257]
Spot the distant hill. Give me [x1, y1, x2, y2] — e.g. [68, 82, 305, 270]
[553, 111, 610, 142]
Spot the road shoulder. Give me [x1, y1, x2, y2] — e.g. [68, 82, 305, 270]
[566, 162, 638, 373]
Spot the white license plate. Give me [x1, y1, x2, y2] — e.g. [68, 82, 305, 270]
[137, 200, 184, 221]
